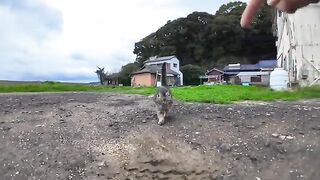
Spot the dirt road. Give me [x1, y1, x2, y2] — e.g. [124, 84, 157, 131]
[0, 92, 319, 180]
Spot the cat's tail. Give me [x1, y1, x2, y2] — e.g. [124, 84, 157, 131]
[161, 62, 167, 86]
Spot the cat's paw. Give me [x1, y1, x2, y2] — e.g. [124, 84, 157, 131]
[158, 120, 165, 125]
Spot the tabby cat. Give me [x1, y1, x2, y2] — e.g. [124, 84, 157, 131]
[153, 62, 173, 125]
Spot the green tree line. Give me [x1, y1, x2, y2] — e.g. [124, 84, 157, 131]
[117, 1, 276, 85]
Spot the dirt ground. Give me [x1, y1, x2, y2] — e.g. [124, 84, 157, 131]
[0, 92, 319, 180]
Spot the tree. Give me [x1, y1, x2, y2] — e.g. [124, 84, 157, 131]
[95, 66, 106, 85]
[118, 63, 140, 86]
[133, 1, 276, 70]
[181, 64, 205, 85]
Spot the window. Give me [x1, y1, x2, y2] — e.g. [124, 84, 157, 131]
[173, 63, 177, 68]
[251, 76, 262, 82]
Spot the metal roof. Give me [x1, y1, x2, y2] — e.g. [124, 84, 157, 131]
[223, 60, 277, 72]
[237, 72, 270, 76]
[223, 64, 260, 71]
[131, 65, 179, 76]
[258, 60, 277, 68]
[144, 56, 176, 63]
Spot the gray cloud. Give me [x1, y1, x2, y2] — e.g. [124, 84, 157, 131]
[0, 0, 244, 83]
[0, 0, 63, 81]
[0, 0, 62, 39]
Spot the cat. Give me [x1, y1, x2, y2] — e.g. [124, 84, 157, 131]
[153, 62, 173, 125]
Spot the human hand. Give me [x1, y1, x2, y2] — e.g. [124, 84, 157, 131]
[241, 0, 320, 28]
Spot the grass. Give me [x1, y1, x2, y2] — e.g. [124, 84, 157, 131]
[0, 82, 154, 96]
[0, 82, 319, 104]
[171, 85, 320, 104]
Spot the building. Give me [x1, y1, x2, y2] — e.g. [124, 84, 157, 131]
[104, 73, 120, 86]
[200, 68, 224, 85]
[223, 60, 277, 86]
[236, 71, 270, 86]
[131, 56, 183, 87]
[274, 3, 320, 87]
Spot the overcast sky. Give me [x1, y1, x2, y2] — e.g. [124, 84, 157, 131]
[0, 0, 244, 82]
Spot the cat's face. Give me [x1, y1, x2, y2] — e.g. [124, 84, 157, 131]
[156, 89, 172, 104]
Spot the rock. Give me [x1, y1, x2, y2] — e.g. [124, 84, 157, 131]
[272, 133, 279, 138]
[142, 119, 147, 123]
[279, 135, 286, 140]
[264, 141, 271, 147]
[1, 126, 12, 131]
[286, 136, 294, 140]
[66, 114, 72, 117]
[97, 161, 107, 167]
[220, 143, 232, 152]
[311, 126, 320, 131]
[227, 108, 233, 111]
[256, 177, 262, 180]
[195, 132, 200, 135]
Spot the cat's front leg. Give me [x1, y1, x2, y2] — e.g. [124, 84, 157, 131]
[157, 111, 165, 125]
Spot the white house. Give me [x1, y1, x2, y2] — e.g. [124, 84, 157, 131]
[274, 2, 320, 87]
[144, 55, 183, 86]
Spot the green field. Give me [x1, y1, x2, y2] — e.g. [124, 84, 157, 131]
[0, 82, 319, 104]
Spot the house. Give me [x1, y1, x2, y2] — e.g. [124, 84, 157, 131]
[131, 56, 183, 87]
[274, 2, 320, 87]
[223, 63, 260, 84]
[104, 73, 119, 86]
[223, 60, 277, 86]
[258, 60, 278, 72]
[236, 72, 270, 86]
[200, 68, 224, 85]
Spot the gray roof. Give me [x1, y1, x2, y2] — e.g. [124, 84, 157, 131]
[206, 68, 223, 75]
[237, 72, 270, 76]
[224, 60, 277, 72]
[258, 60, 277, 68]
[131, 65, 179, 76]
[105, 73, 119, 79]
[144, 55, 176, 63]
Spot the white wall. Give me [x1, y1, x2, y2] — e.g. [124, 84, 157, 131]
[145, 57, 183, 85]
[276, 3, 320, 87]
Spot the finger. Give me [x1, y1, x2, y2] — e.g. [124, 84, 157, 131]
[275, 0, 310, 13]
[241, 0, 265, 28]
[267, 0, 280, 6]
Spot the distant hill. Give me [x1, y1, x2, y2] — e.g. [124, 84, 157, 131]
[0, 80, 42, 85]
[0, 80, 97, 85]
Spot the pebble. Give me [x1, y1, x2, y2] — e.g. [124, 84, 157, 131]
[272, 133, 279, 138]
[286, 136, 294, 140]
[97, 161, 107, 167]
[279, 135, 286, 140]
[220, 143, 232, 152]
[312, 126, 320, 131]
